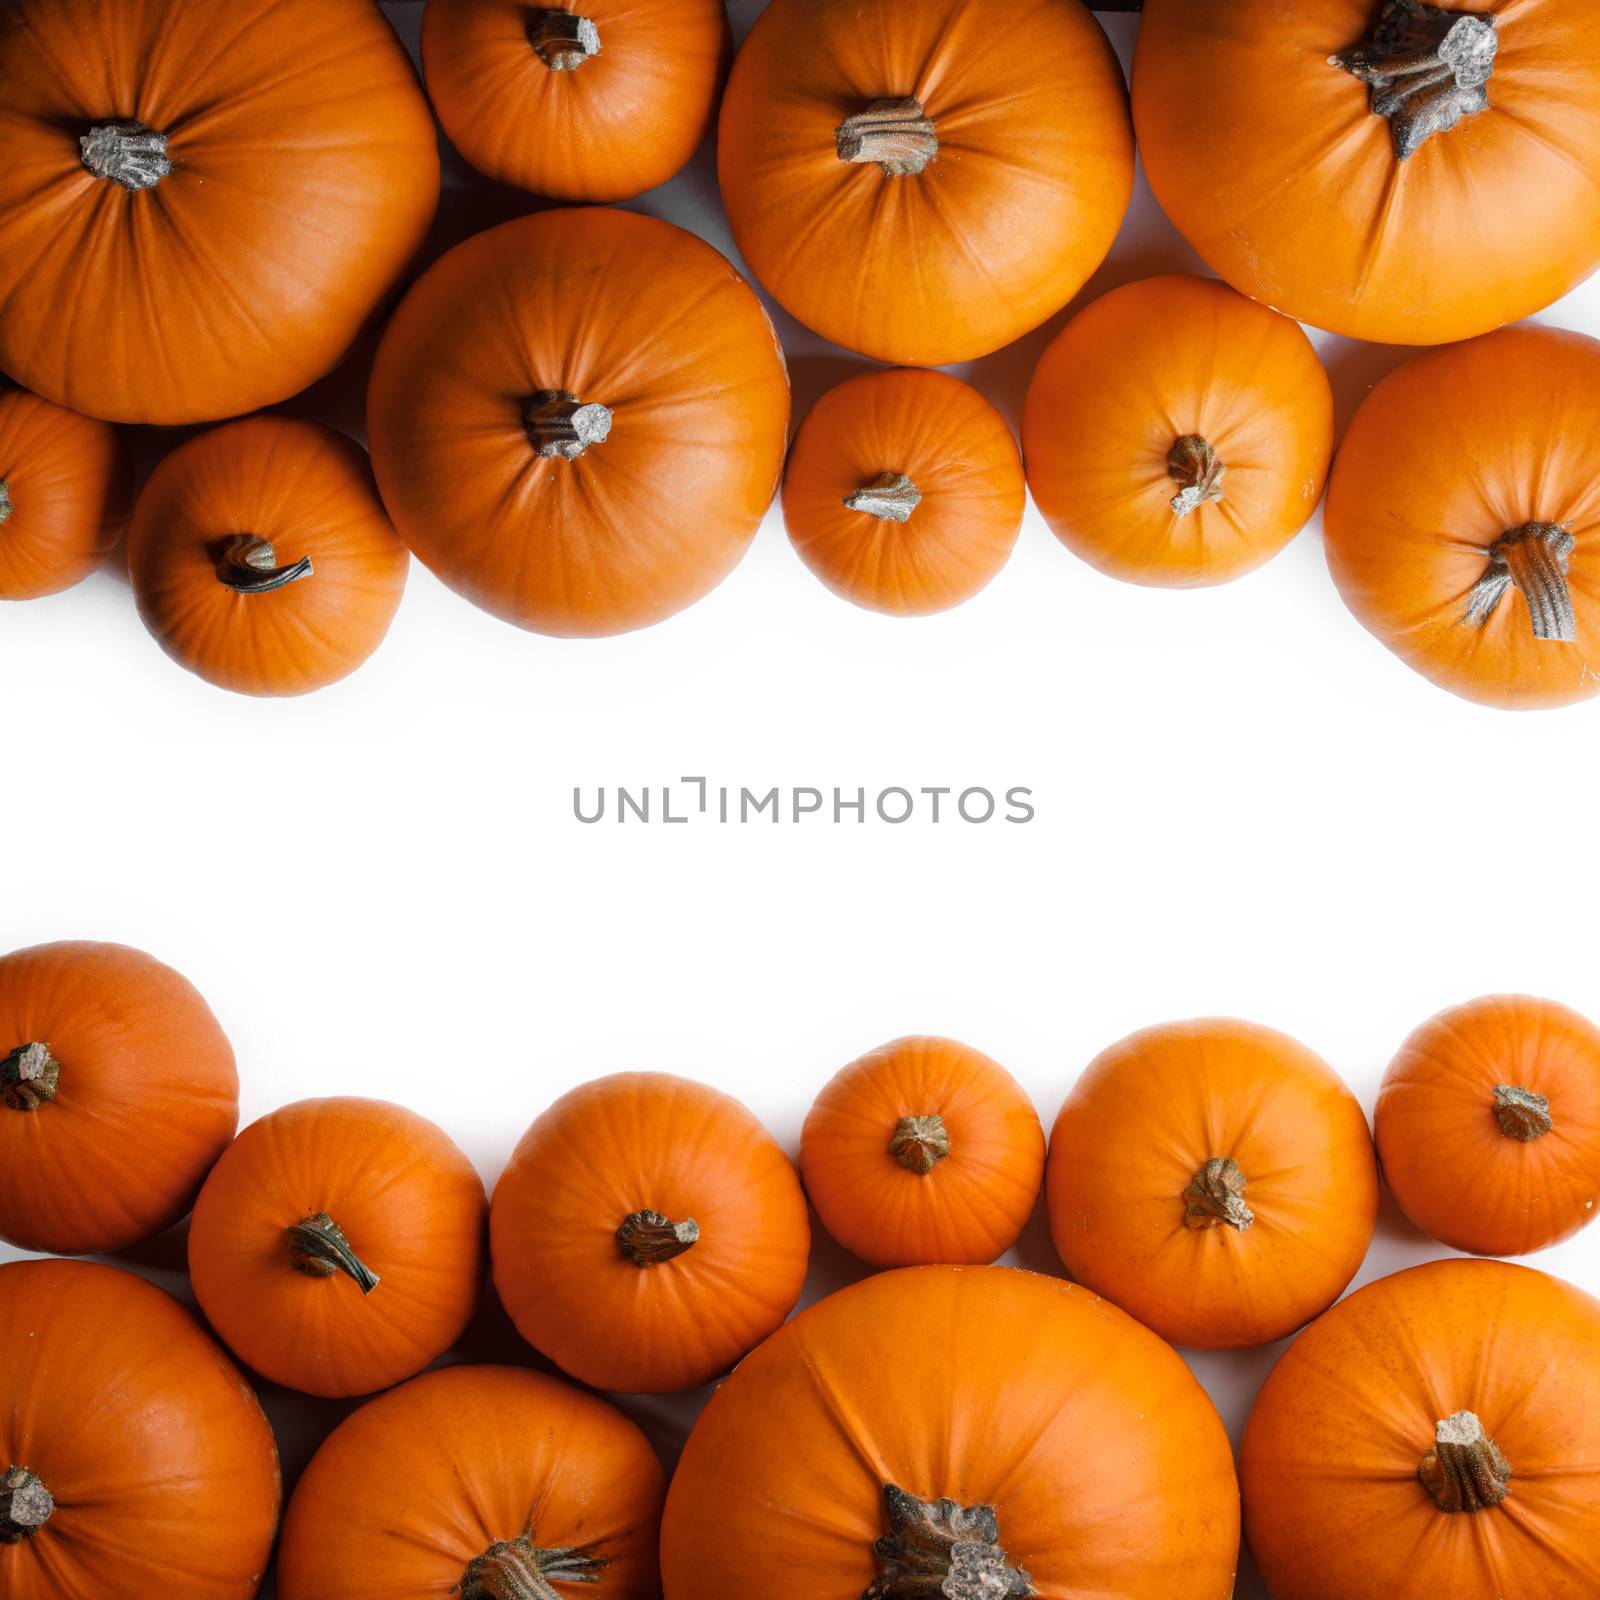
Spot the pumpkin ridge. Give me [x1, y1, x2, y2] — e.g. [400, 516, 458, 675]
[1, 1042, 60, 1111]
[0, 1467, 54, 1543]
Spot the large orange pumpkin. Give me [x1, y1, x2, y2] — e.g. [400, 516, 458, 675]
[660, 1265, 1240, 1599]
[490, 1072, 810, 1393]
[1242, 1259, 1600, 1599]
[128, 417, 409, 697]
[0, 940, 237, 1255]
[717, 0, 1134, 366]
[1022, 275, 1334, 587]
[368, 208, 790, 637]
[782, 370, 1025, 614]
[188, 1097, 486, 1399]
[0, 0, 438, 425]
[0, 388, 128, 601]
[422, 0, 730, 202]
[1376, 995, 1600, 1257]
[800, 1035, 1045, 1266]
[1046, 1019, 1379, 1349]
[0, 1258, 281, 1600]
[1133, 0, 1600, 345]
[1324, 325, 1600, 709]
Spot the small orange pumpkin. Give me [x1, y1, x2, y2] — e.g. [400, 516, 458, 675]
[800, 1035, 1045, 1266]
[187, 1097, 486, 1399]
[1022, 274, 1334, 586]
[782, 370, 1025, 614]
[490, 1072, 810, 1393]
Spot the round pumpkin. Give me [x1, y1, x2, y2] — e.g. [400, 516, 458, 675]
[800, 1035, 1045, 1266]
[1022, 274, 1334, 587]
[277, 1363, 664, 1600]
[717, 0, 1134, 366]
[1376, 995, 1600, 1258]
[127, 417, 409, 697]
[490, 1072, 810, 1393]
[188, 1097, 485, 1399]
[368, 208, 790, 637]
[660, 1264, 1239, 1599]
[1045, 1018, 1379, 1349]
[1133, 0, 1600, 345]
[0, 1258, 281, 1600]
[0, 940, 237, 1255]
[782, 370, 1025, 614]
[1325, 325, 1600, 709]
[1242, 1258, 1600, 1598]
[0, 0, 438, 424]
[422, 0, 730, 202]
[0, 388, 128, 601]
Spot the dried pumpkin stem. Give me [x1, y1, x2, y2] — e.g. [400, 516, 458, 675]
[1493, 1084, 1552, 1142]
[0, 1468, 54, 1544]
[529, 9, 600, 71]
[524, 391, 613, 460]
[865, 1484, 1035, 1600]
[1183, 1157, 1254, 1232]
[1460, 522, 1576, 642]
[217, 533, 314, 595]
[1, 1043, 59, 1112]
[1167, 435, 1226, 517]
[889, 1114, 950, 1174]
[835, 99, 938, 177]
[616, 1208, 699, 1267]
[845, 472, 922, 524]
[460, 1535, 607, 1600]
[80, 120, 172, 189]
[287, 1212, 380, 1294]
[0, 479, 12, 524]
[1419, 1411, 1511, 1513]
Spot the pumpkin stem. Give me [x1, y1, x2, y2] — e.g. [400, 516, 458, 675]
[1167, 435, 1226, 517]
[835, 99, 939, 177]
[459, 1534, 607, 1600]
[1, 1043, 59, 1112]
[524, 391, 613, 460]
[1460, 522, 1576, 642]
[1183, 1157, 1254, 1232]
[0, 479, 12, 524]
[1493, 1083, 1552, 1142]
[80, 120, 172, 190]
[1332, 1, 1498, 161]
[845, 472, 922, 524]
[865, 1484, 1035, 1600]
[0, 1468, 53, 1544]
[217, 533, 315, 595]
[529, 9, 600, 70]
[287, 1213, 381, 1294]
[889, 1114, 950, 1174]
[1419, 1411, 1511, 1513]
[616, 1208, 699, 1267]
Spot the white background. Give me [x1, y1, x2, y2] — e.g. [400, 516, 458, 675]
[3, 5, 1598, 1595]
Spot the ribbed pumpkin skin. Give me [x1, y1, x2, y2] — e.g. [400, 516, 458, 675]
[0, 388, 128, 600]
[1133, 0, 1600, 345]
[188, 1097, 486, 1399]
[660, 1265, 1239, 1600]
[0, 1259, 281, 1600]
[1046, 1019, 1379, 1349]
[800, 1036, 1044, 1266]
[277, 1365, 665, 1600]
[1242, 1260, 1600, 1600]
[422, 0, 730, 201]
[1376, 995, 1600, 1257]
[490, 1072, 810, 1393]
[367, 208, 790, 637]
[0, 941, 238, 1255]
[0, 0, 439, 424]
[128, 418, 409, 697]
[1022, 275, 1334, 587]
[717, 0, 1134, 366]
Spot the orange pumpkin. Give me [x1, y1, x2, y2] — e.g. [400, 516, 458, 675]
[1242, 1258, 1600, 1599]
[368, 208, 790, 637]
[661, 1265, 1240, 1599]
[1133, 0, 1600, 345]
[0, 940, 237, 1255]
[0, 388, 128, 600]
[1325, 326, 1600, 709]
[1376, 995, 1600, 1258]
[782, 370, 1025, 614]
[800, 1036, 1044, 1266]
[422, 0, 730, 202]
[1046, 1019, 1379, 1349]
[127, 417, 408, 697]
[0, 1258, 281, 1600]
[0, 0, 438, 424]
[716, 0, 1134, 366]
[490, 1072, 810, 1393]
[188, 1097, 485, 1399]
[1022, 275, 1334, 587]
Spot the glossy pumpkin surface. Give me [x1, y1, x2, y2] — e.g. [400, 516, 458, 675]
[661, 1264, 1240, 1599]
[0, 940, 238, 1255]
[368, 208, 790, 637]
[1022, 275, 1334, 587]
[1046, 1018, 1379, 1349]
[0, 0, 438, 424]
[128, 418, 409, 697]
[717, 0, 1134, 366]
[188, 1097, 486, 1399]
